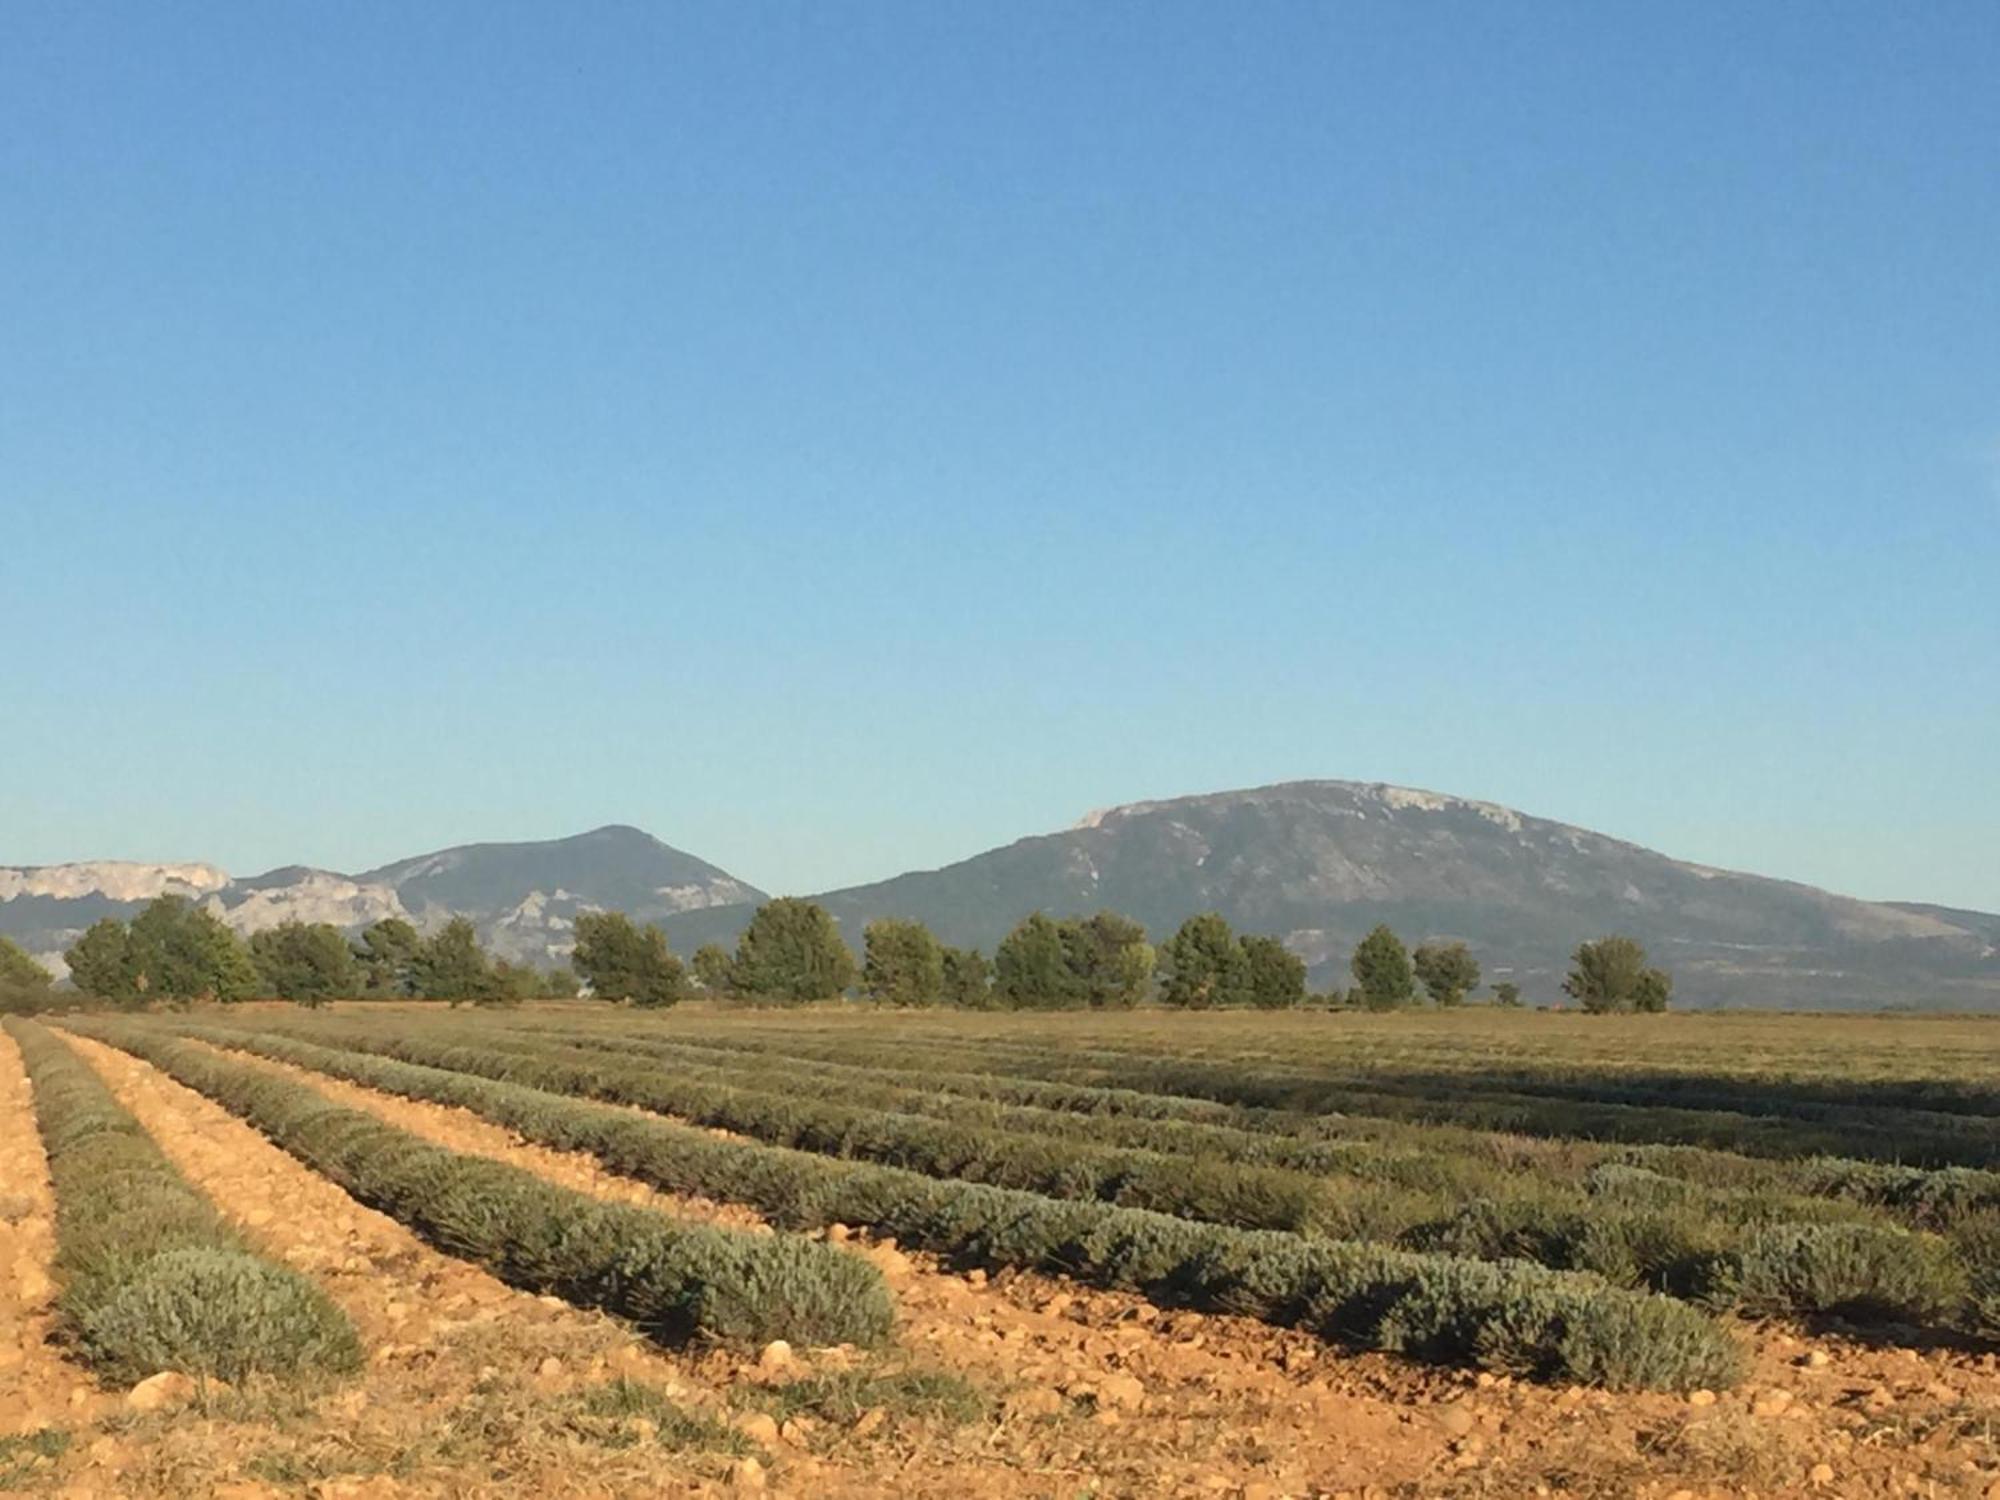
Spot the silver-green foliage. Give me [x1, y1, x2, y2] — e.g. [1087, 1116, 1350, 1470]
[5, 1018, 359, 1383]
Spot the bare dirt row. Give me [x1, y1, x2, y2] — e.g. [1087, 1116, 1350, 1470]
[191, 1036, 2000, 1500]
[0, 1030, 110, 1439]
[9, 1021, 1998, 1498]
[41, 1031, 841, 1498]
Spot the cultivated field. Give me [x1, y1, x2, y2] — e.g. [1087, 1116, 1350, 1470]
[3, 1005, 1997, 1498]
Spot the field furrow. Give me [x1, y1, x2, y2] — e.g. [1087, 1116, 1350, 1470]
[186, 1032, 1471, 1495]
[50, 1029, 895, 1495]
[0, 1029, 107, 1446]
[210, 1015, 1981, 1336]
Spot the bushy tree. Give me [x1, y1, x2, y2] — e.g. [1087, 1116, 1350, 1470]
[1350, 924, 1415, 1011]
[1158, 913, 1246, 1009]
[353, 918, 423, 998]
[691, 943, 735, 993]
[1061, 912, 1154, 1009]
[939, 946, 992, 1008]
[862, 918, 944, 1006]
[731, 898, 856, 1002]
[65, 918, 134, 1002]
[249, 922, 362, 1006]
[571, 910, 687, 1007]
[412, 917, 498, 1004]
[1240, 934, 1306, 1009]
[1412, 940, 1480, 1008]
[992, 913, 1076, 1009]
[0, 936, 55, 1015]
[85, 896, 258, 1003]
[1491, 980, 1523, 1008]
[541, 964, 580, 998]
[1563, 935, 1672, 1013]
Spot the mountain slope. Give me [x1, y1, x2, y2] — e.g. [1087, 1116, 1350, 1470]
[356, 825, 763, 963]
[659, 781, 2000, 1009]
[0, 826, 763, 975]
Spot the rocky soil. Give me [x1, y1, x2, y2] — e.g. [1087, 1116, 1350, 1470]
[1, 1032, 1996, 1497]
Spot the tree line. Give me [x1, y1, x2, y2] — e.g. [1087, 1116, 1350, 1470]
[3, 890, 1673, 1015]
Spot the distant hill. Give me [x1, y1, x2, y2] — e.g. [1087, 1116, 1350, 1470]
[658, 781, 2000, 1010]
[0, 825, 761, 977]
[8, 787, 1996, 1007]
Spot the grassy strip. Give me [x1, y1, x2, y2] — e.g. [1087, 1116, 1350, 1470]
[641, 1028, 2000, 1229]
[134, 1018, 1746, 1390]
[665, 1025, 2000, 1182]
[209, 1022, 1350, 1237]
[215, 1016, 1973, 1329]
[3, 1018, 361, 1384]
[60, 1019, 892, 1351]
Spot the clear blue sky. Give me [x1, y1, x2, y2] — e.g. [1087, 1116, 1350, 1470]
[4, 3, 1996, 911]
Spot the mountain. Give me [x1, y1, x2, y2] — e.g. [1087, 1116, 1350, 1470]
[9, 788, 1996, 1007]
[354, 825, 763, 964]
[0, 826, 762, 978]
[658, 781, 2000, 1010]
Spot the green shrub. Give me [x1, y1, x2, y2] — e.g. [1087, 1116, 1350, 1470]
[103, 1018, 1746, 1391]
[1949, 1215, 2000, 1338]
[78, 1248, 362, 1384]
[1734, 1223, 1966, 1324]
[568, 1379, 751, 1454]
[61, 1020, 891, 1352]
[3, 1018, 360, 1383]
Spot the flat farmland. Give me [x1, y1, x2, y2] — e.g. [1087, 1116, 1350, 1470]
[4, 1004, 1997, 1499]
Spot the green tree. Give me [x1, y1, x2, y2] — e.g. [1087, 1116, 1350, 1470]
[938, 946, 992, 1008]
[1350, 924, 1415, 1011]
[1491, 980, 1523, 1008]
[1240, 934, 1306, 1009]
[1632, 968, 1672, 1013]
[489, 961, 542, 1005]
[1412, 941, 1480, 1008]
[1563, 935, 1672, 1014]
[992, 913, 1076, 1008]
[541, 964, 580, 998]
[353, 918, 423, 998]
[412, 917, 498, 1004]
[862, 918, 945, 1006]
[731, 898, 856, 1003]
[65, 918, 134, 1002]
[1158, 913, 1247, 1009]
[0, 937, 55, 1015]
[1061, 911, 1154, 1009]
[571, 910, 687, 1007]
[691, 943, 735, 994]
[123, 895, 258, 1002]
[248, 921, 362, 1006]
